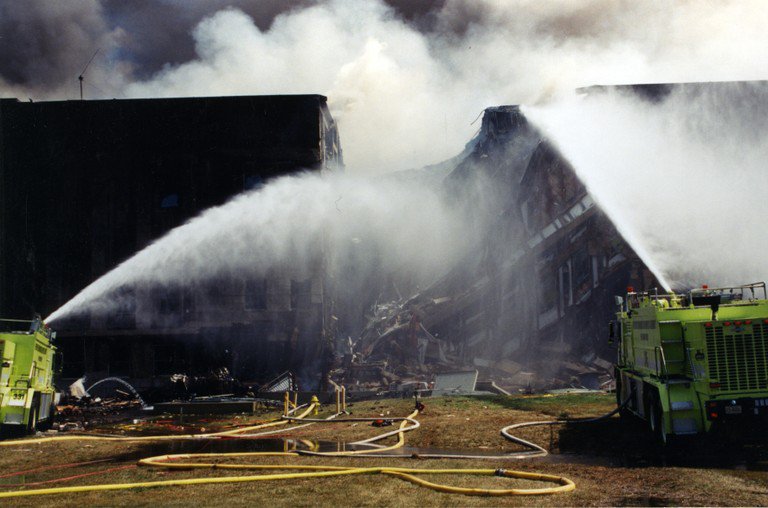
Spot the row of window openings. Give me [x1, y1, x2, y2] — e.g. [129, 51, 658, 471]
[103, 279, 313, 319]
[158, 279, 313, 314]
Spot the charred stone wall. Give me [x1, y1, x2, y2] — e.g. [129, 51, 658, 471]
[0, 95, 342, 386]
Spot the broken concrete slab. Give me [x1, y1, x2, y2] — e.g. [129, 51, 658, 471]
[432, 370, 478, 396]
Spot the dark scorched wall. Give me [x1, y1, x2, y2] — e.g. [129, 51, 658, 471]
[0, 95, 342, 388]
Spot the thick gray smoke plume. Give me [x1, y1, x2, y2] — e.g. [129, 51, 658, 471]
[0, 1, 115, 97]
[525, 83, 768, 290]
[3, 1, 768, 172]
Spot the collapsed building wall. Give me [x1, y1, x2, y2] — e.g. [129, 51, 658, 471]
[348, 104, 660, 390]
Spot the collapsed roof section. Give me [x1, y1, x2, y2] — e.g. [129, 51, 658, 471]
[345, 103, 660, 391]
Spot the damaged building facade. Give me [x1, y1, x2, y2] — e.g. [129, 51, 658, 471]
[3, 85, 709, 394]
[0, 95, 342, 389]
[349, 92, 663, 391]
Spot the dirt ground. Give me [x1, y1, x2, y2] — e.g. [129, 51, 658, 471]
[1, 393, 768, 507]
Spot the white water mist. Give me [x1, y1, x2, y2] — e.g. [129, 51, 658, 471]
[46, 170, 476, 323]
[524, 83, 768, 289]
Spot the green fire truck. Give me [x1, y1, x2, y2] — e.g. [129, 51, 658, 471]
[0, 317, 57, 435]
[612, 282, 768, 443]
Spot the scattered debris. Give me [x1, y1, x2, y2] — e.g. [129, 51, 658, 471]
[169, 368, 255, 401]
[56, 393, 145, 431]
[432, 370, 479, 396]
[260, 371, 297, 393]
[331, 289, 615, 396]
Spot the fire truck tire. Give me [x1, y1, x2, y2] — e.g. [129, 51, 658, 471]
[647, 390, 667, 445]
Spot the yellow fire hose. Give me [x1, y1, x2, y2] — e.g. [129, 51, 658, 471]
[0, 404, 317, 446]
[289, 409, 420, 455]
[0, 403, 576, 498]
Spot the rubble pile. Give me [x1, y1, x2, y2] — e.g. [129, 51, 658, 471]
[333, 293, 460, 393]
[56, 393, 145, 431]
[332, 289, 614, 395]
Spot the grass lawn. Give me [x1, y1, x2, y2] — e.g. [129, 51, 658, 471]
[1, 393, 767, 506]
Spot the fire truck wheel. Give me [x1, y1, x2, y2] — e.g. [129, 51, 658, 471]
[648, 391, 667, 445]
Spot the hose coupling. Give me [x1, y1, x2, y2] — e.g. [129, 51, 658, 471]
[494, 468, 507, 477]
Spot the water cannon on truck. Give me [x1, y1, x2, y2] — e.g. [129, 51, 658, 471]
[0, 316, 58, 435]
[611, 282, 768, 443]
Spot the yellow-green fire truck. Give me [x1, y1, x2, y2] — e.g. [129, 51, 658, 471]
[612, 282, 768, 443]
[0, 317, 57, 435]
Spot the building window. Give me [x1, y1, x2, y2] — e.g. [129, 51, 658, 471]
[558, 262, 572, 312]
[592, 256, 600, 288]
[571, 248, 591, 303]
[290, 279, 312, 310]
[244, 278, 268, 310]
[538, 269, 559, 315]
[244, 175, 263, 191]
[160, 193, 179, 208]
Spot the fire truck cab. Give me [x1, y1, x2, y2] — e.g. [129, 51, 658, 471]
[613, 282, 768, 443]
[0, 317, 57, 435]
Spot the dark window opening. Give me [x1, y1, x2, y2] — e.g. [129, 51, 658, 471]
[106, 286, 136, 329]
[244, 175, 263, 191]
[108, 339, 131, 375]
[290, 279, 312, 310]
[244, 278, 268, 310]
[571, 248, 592, 302]
[160, 193, 179, 208]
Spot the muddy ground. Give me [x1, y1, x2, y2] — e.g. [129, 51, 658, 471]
[1, 393, 767, 506]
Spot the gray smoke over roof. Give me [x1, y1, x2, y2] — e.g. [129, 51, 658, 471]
[2, 0, 767, 173]
[0, 1, 110, 90]
[0, 0, 442, 94]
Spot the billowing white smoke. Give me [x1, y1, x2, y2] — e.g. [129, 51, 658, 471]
[525, 83, 768, 290]
[46, 170, 475, 323]
[121, 2, 479, 174]
[121, 0, 768, 173]
[5, 1, 768, 173]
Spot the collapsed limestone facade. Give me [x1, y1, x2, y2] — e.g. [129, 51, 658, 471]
[349, 103, 661, 390]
